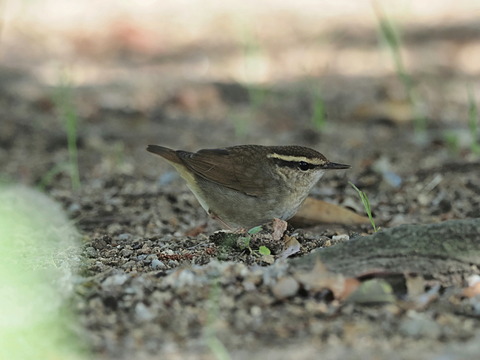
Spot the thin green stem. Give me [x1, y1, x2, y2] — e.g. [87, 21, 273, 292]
[373, 2, 426, 136]
[205, 279, 231, 360]
[467, 84, 480, 154]
[349, 182, 378, 232]
[54, 73, 81, 191]
[311, 86, 326, 131]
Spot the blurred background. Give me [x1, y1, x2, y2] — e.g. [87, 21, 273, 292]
[2, 2, 480, 358]
[1, 0, 479, 188]
[3, 0, 480, 82]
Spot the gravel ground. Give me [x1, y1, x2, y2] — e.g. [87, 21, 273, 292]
[1, 2, 480, 358]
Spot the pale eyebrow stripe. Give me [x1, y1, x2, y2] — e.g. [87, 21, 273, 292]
[267, 153, 324, 165]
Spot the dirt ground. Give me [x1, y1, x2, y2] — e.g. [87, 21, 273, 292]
[1, 1, 480, 359]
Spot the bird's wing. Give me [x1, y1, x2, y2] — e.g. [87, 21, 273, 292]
[176, 147, 263, 197]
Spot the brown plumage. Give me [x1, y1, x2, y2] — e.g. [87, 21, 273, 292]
[147, 144, 349, 228]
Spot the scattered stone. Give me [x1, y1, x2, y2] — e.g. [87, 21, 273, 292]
[151, 259, 166, 270]
[272, 276, 300, 299]
[84, 246, 98, 258]
[118, 233, 132, 241]
[399, 311, 442, 339]
[102, 273, 129, 289]
[134, 302, 156, 322]
[331, 234, 349, 242]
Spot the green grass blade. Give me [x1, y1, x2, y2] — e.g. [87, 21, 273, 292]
[467, 84, 480, 154]
[53, 73, 81, 191]
[349, 182, 378, 232]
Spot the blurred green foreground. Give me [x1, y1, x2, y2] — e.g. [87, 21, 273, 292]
[0, 186, 86, 360]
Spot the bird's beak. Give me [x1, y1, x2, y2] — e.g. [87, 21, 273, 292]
[323, 162, 351, 170]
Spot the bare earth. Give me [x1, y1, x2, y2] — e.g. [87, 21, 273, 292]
[1, 1, 480, 359]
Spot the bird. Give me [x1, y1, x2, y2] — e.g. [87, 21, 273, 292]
[147, 144, 350, 229]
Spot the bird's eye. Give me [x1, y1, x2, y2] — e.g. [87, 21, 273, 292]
[298, 161, 311, 171]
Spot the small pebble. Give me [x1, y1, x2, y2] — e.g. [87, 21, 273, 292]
[68, 202, 81, 213]
[137, 254, 147, 261]
[84, 246, 97, 258]
[399, 311, 441, 339]
[332, 234, 349, 242]
[272, 276, 300, 299]
[120, 248, 133, 257]
[135, 302, 155, 322]
[145, 254, 158, 262]
[118, 233, 132, 241]
[151, 259, 166, 269]
[102, 273, 129, 288]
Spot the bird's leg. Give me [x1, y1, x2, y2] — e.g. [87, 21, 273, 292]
[208, 210, 245, 232]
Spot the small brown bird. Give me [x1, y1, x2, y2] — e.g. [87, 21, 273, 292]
[147, 145, 350, 229]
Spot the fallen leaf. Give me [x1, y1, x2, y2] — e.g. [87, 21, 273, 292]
[247, 225, 263, 235]
[258, 245, 271, 255]
[353, 99, 416, 124]
[467, 274, 480, 287]
[462, 275, 480, 298]
[404, 273, 441, 309]
[164, 84, 223, 114]
[246, 220, 288, 255]
[405, 273, 426, 297]
[184, 223, 207, 237]
[410, 284, 440, 309]
[278, 235, 301, 259]
[291, 197, 370, 226]
[347, 279, 396, 304]
[261, 254, 275, 265]
[294, 259, 360, 300]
